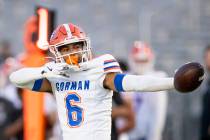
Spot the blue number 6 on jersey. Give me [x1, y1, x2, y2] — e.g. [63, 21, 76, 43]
[65, 93, 83, 127]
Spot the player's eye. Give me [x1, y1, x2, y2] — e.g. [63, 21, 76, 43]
[58, 45, 71, 55]
[73, 45, 82, 50]
[70, 43, 83, 51]
[74, 42, 83, 48]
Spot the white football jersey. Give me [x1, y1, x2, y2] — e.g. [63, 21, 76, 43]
[47, 54, 121, 140]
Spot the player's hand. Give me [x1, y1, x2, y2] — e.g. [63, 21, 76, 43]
[41, 62, 70, 79]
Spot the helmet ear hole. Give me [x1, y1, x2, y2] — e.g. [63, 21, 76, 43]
[49, 46, 58, 56]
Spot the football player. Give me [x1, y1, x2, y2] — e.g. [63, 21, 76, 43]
[9, 23, 174, 140]
[127, 41, 168, 140]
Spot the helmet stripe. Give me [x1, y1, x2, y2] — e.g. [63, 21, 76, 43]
[63, 24, 72, 38]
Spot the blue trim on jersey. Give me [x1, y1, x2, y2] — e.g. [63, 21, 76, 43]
[104, 65, 120, 71]
[104, 60, 117, 65]
[32, 79, 43, 91]
[114, 74, 126, 92]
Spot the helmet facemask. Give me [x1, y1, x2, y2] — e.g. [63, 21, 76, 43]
[49, 38, 92, 68]
[129, 42, 155, 75]
[129, 56, 155, 75]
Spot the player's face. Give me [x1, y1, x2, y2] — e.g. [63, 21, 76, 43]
[58, 42, 84, 65]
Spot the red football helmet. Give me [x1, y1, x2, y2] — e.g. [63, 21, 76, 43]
[129, 41, 155, 74]
[49, 23, 91, 66]
[130, 41, 154, 62]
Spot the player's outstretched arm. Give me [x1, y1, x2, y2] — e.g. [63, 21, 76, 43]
[9, 67, 52, 92]
[103, 73, 174, 92]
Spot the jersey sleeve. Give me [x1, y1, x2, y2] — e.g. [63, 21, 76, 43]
[99, 54, 122, 88]
[102, 54, 122, 74]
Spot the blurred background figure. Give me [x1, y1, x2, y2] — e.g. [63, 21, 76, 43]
[0, 56, 61, 140]
[112, 60, 135, 140]
[0, 41, 13, 65]
[125, 41, 168, 140]
[0, 57, 23, 140]
[200, 45, 210, 140]
[19, 14, 61, 140]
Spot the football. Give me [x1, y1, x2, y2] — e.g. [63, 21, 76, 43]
[174, 62, 204, 93]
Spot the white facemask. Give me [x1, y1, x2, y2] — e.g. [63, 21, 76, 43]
[129, 58, 154, 75]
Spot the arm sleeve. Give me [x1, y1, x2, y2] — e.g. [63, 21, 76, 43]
[9, 67, 46, 90]
[115, 74, 174, 92]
